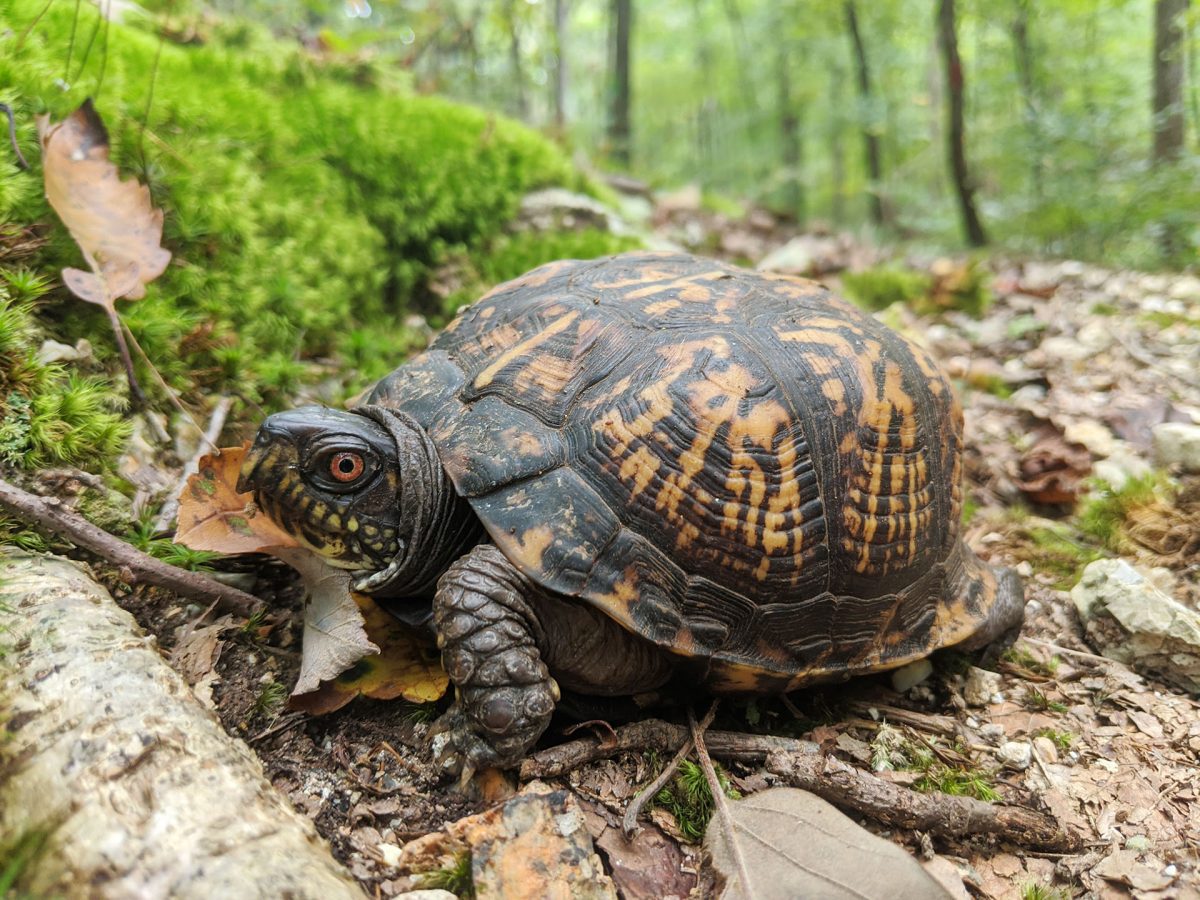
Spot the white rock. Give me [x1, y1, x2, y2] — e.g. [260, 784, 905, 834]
[1015, 561, 1034, 578]
[1063, 420, 1119, 457]
[1168, 275, 1200, 301]
[1032, 736, 1058, 764]
[996, 741, 1032, 770]
[963, 667, 1004, 707]
[1072, 559, 1200, 694]
[979, 723, 1006, 744]
[378, 842, 404, 867]
[1152, 422, 1200, 473]
[891, 658, 934, 693]
[1092, 451, 1153, 491]
[1038, 335, 1092, 362]
[393, 892, 458, 900]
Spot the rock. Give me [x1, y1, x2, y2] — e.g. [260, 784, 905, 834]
[393, 892, 457, 900]
[1037, 335, 1092, 362]
[1032, 736, 1058, 765]
[516, 188, 629, 236]
[1071, 559, 1200, 694]
[757, 234, 850, 276]
[963, 667, 1004, 707]
[891, 658, 934, 693]
[1091, 450, 1153, 491]
[656, 183, 703, 214]
[979, 723, 1006, 744]
[996, 741, 1032, 770]
[1168, 274, 1200, 301]
[396, 789, 615, 899]
[1152, 422, 1200, 473]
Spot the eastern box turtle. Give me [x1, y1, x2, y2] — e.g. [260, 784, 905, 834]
[239, 251, 1024, 772]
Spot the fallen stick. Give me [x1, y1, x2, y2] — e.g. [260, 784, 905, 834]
[519, 718, 816, 780]
[0, 477, 261, 617]
[0, 552, 360, 899]
[154, 395, 234, 532]
[765, 749, 1079, 851]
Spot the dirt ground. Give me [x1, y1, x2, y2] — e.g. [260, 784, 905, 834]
[105, 238, 1200, 899]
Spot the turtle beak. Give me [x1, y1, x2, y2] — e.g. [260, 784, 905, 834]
[236, 409, 318, 494]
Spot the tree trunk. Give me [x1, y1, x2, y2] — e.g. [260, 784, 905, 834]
[507, 0, 528, 120]
[552, 0, 568, 131]
[777, 33, 804, 224]
[1153, 0, 1189, 163]
[609, 0, 633, 167]
[1009, 0, 1044, 200]
[0, 553, 362, 899]
[829, 62, 847, 227]
[937, 0, 988, 247]
[844, 0, 888, 227]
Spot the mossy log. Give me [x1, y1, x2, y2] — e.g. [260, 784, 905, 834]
[0, 552, 363, 899]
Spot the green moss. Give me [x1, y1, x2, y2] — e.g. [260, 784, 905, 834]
[2, 0, 601, 413]
[253, 680, 288, 718]
[1023, 688, 1068, 714]
[654, 759, 740, 842]
[842, 267, 933, 312]
[419, 851, 474, 899]
[1021, 884, 1072, 900]
[1077, 475, 1166, 552]
[1033, 727, 1074, 752]
[0, 827, 52, 898]
[913, 766, 1000, 802]
[1016, 524, 1104, 590]
[1002, 645, 1061, 678]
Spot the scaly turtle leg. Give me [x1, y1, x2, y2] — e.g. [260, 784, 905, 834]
[431, 544, 559, 778]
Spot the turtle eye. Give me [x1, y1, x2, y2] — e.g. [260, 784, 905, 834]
[329, 451, 365, 483]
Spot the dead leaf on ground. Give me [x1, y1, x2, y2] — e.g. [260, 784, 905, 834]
[291, 592, 448, 713]
[273, 547, 380, 696]
[37, 99, 171, 308]
[170, 614, 233, 685]
[1017, 424, 1093, 504]
[705, 787, 952, 900]
[175, 442, 300, 554]
[596, 821, 697, 900]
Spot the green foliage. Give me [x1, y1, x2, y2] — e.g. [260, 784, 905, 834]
[1077, 475, 1165, 551]
[254, 680, 288, 718]
[1023, 688, 1068, 715]
[841, 267, 933, 311]
[0, 269, 131, 471]
[1015, 524, 1104, 590]
[127, 519, 220, 570]
[419, 851, 475, 899]
[1033, 727, 1073, 753]
[1002, 645, 1061, 678]
[654, 759, 740, 842]
[472, 229, 641, 293]
[0, 827, 51, 898]
[400, 701, 440, 725]
[1, 0, 601, 415]
[1021, 883, 1072, 900]
[913, 764, 1000, 803]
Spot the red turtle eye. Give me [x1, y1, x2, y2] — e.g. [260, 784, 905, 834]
[329, 452, 365, 483]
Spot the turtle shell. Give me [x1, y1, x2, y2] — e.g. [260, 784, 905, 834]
[368, 252, 1003, 691]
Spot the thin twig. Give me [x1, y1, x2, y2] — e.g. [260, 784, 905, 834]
[519, 717, 815, 780]
[248, 712, 305, 744]
[622, 732, 695, 839]
[0, 104, 30, 170]
[692, 701, 753, 898]
[14, 0, 55, 51]
[121, 320, 202, 441]
[64, 0, 82, 83]
[94, 0, 113, 99]
[0, 477, 262, 618]
[104, 304, 151, 412]
[154, 396, 233, 533]
[1022, 637, 1112, 665]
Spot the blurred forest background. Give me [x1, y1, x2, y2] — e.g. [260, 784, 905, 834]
[235, 0, 1199, 266]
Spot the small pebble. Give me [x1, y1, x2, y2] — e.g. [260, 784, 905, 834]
[1124, 835, 1150, 852]
[891, 658, 933, 693]
[996, 741, 1032, 770]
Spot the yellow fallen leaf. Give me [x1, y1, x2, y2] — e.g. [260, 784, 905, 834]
[291, 593, 448, 714]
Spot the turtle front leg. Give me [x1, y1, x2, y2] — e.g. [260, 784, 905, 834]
[431, 544, 559, 777]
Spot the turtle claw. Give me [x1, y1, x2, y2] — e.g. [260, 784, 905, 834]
[430, 708, 509, 780]
[352, 554, 404, 594]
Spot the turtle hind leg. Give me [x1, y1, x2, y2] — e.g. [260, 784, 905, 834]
[953, 561, 1026, 664]
[431, 544, 559, 778]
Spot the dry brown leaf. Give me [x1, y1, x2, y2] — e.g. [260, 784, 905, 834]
[37, 100, 171, 308]
[1017, 424, 1093, 505]
[175, 443, 300, 554]
[705, 787, 951, 900]
[291, 592, 448, 714]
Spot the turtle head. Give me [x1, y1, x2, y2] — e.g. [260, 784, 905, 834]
[237, 406, 402, 571]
